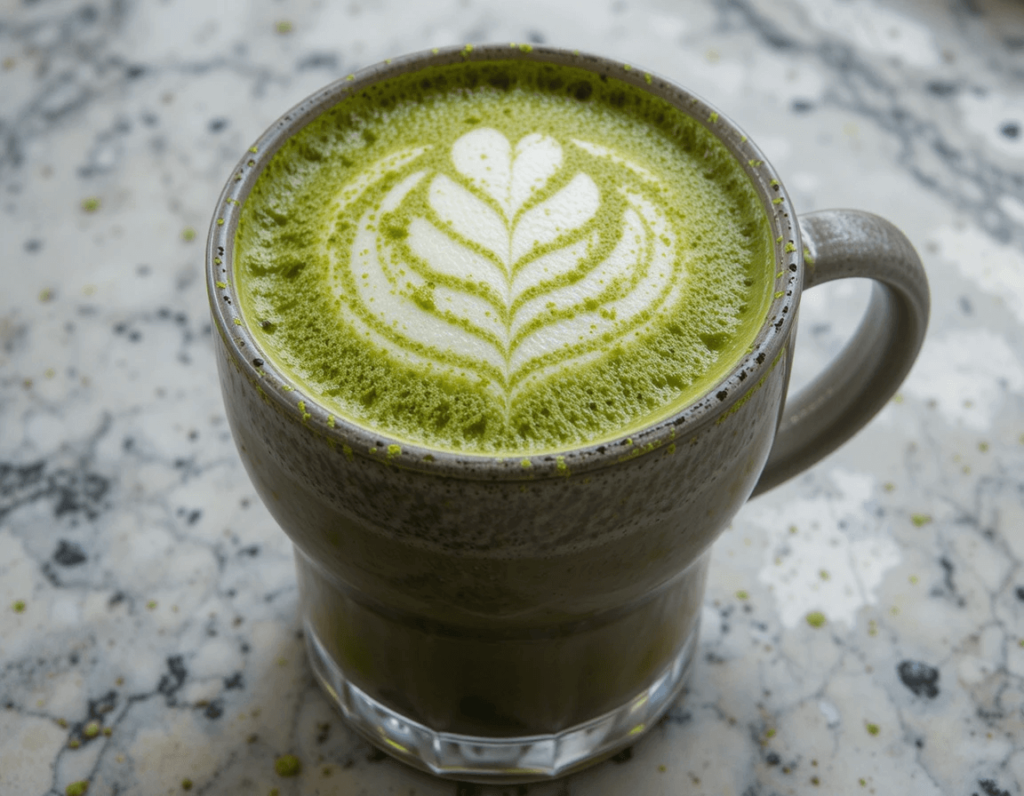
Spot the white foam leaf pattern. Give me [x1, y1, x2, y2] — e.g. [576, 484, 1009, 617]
[328, 128, 686, 400]
[451, 129, 563, 219]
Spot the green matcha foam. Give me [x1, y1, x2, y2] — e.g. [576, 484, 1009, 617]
[235, 59, 773, 454]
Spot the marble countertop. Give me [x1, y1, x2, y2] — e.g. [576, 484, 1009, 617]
[3, 0, 1024, 794]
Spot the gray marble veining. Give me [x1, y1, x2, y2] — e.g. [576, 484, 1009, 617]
[2, 1, 1023, 794]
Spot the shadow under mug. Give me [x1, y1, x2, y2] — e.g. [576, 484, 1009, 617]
[207, 44, 929, 784]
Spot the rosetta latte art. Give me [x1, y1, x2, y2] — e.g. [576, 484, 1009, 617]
[327, 128, 688, 407]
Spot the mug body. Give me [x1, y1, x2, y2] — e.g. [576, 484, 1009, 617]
[208, 44, 802, 781]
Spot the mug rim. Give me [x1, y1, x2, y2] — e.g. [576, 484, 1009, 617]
[206, 43, 803, 480]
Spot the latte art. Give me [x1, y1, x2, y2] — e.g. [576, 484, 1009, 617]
[235, 59, 773, 453]
[331, 128, 686, 404]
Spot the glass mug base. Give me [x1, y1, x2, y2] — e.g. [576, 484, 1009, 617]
[305, 614, 698, 783]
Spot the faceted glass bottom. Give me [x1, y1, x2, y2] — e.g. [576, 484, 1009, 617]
[305, 618, 699, 783]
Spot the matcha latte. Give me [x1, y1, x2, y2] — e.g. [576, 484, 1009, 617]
[235, 59, 773, 454]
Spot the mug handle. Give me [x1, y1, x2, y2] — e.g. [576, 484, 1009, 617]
[751, 209, 930, 496]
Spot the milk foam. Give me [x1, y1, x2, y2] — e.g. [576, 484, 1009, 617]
[235, 60, 773, 454]
[329, 128, 685, 401]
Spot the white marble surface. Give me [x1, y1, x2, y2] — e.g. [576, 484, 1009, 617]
[2, 0, 1024, 794]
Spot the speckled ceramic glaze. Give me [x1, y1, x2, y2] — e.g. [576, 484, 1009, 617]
[207, 45, 928, 782]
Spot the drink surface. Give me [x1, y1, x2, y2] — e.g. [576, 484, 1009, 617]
[235, 58, 773, 454]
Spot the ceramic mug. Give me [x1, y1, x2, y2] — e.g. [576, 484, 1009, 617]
[206, 44, 929, 783]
